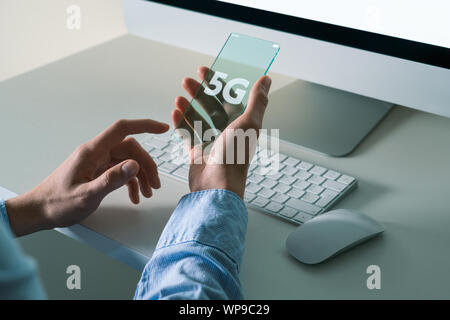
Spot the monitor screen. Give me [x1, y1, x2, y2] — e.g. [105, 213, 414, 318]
[218, 0, 450, 49]
[148, 0, 450, 69]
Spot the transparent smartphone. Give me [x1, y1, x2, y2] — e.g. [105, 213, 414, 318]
[174, 33, 280, 146]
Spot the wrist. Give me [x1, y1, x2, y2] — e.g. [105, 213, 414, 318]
[5, 190, 52, 236]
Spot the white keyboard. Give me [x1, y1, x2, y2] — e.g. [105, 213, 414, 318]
[138, 132, 357, 225]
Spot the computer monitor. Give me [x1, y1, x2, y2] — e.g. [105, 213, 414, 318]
[123, 0, 450, 156]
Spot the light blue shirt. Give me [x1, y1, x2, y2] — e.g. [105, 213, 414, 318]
[0, 189, 248, 299]
[0, 201, 46, 299]
[134, 189, 248, 299]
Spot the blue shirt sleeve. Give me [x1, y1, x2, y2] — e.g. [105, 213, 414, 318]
[0, 200, 10, 227]
[134, 189, 248, 300]
[0, 200, 47, 299]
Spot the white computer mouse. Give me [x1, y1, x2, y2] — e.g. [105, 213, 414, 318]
[286, 209, 385, 264]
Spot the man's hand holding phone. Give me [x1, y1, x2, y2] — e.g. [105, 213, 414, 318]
[172, 66, 272, 198]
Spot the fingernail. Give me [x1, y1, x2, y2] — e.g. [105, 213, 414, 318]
[122, 161, 138, 178]
[262, 77, 272, 91]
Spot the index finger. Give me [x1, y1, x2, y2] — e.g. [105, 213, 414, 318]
[91, 119, 170, 148]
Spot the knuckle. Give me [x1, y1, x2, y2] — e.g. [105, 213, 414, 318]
[124, 137, 139, 147]
[74, 143, 91, 159]
[103, 170, 116, 187]
[113, 119, 128, 133]
[77, 187, 96, 211]
[257, 91, 269, 106]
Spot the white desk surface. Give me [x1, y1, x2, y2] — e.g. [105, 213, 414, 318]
[1, 35, 450, 299]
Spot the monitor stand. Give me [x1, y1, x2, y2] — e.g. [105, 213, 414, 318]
[264, 79, 393, 157]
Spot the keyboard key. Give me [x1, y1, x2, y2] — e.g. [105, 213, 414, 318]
[294, 212, 314, 223]
[276, 153, 287, 162]
[265, 202, 283, 213]
[159, 152, 173, 162]
[171, 155, 188, 166]
[252, 197, 270, 208]
[272, 193, 289, 204]
[163, 148, 179, 159]
[323, 170, 341, 180]
[322, 179, 347, 192]
[266, 172, 283, 180]
[287, 188, 305, 199]
[307, 184, 324, 195]
[295, 170, 312, 181]
[281, 165, 298, 176]
[148, 138, 168, 149]
[284, 157, 300, 167]
[142, 142, 154, 152]
[279, 207, 298, 218]
[168, 140, 182, 148]
[337, 175, 355, 185]
[302, 192, 320, 204]
[308, 175, 325, 185]
[293, 180, 310, 190]
[154, 158, 164, 166]
[172, 167, 189, 180]
[244, 192, 256, 202]
[162, 144, 175, 153]
[159, 162, 178, 173]
[279, 176, 296, 185]
[258, 155, 272, 167]
[149, 149, 164, 158]
[258, 188, 275, 198]
[273, 183, 291, 193]
[296, 161, 313, 171]
[321, 189, 339, 199]
[260, 178, 278, 189]
[153, 134, 171, 142]
[248, 173, 264, 184]
[285, 198, 321, 215]
[246, 183, 262, 194]
[275, 163, 286, 172]
[310, 165, 327, 176]
[316, 196, 335, 208]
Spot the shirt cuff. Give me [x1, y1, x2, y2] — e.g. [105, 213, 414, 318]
[0, 200, 10, 229]
[155, 189, 248, 266]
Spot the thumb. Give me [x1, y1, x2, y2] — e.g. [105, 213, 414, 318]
[243, 75, 272, 128]
[88, 160, 139, 198]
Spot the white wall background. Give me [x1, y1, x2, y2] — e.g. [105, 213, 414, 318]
[0, 0, 127, 81]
